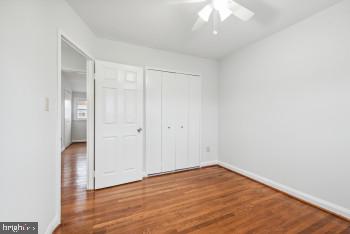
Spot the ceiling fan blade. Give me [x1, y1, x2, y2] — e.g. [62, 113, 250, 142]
[192, 17, 206, 31]
[198, 4, 213, 22]
[168, 0, 207, 5]
[228, 0, 254, 21]
[218, 7, 232, 22]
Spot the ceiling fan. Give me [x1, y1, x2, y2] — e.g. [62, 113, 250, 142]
[174, 0, 255, 34]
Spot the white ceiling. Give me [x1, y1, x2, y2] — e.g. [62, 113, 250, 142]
[66, 0, 344, 59]
[62, 71, 86, 93]
[62, 41, 87, 93]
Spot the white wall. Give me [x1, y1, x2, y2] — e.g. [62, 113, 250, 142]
[61, 41, 86, 71]
[62, 72, 87, 92]
[219, 0, 350, 218]
[95, 39, 219, 164]
[0, 0, 95, 233]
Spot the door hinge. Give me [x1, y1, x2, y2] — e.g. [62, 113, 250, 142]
[93, 62, 96, 74]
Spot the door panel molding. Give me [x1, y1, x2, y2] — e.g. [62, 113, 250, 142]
[95, 60, 144, 189]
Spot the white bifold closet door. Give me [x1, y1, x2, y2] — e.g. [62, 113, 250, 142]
[146, 70, 201, 175]
[162, 72, 189, 171]
[145, 70, 163, 174]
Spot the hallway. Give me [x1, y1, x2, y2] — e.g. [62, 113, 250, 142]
[59, 143, 91, 233]
[61, 143, 87, 202]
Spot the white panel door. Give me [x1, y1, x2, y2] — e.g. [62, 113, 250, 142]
[174, 74, 189, 170]
[145, 70, 162, 174]
[162, 72, 177, 172]
[188, 76, 201, 168]
[64, 90, 72, 148]
[95, 60, 143, 189]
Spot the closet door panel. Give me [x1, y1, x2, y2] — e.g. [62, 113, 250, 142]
[162, 72, 177, 172]
[146, 70, 201, 174]
[175, 74, 189, 170]
[145, 70, 163, 174]
[188, 77, 201, 168]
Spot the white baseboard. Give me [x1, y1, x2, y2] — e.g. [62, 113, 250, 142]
[143, 171, 148, 178]
[72, 140, 86, 143]
[218, 161, 350, 220]
[200, 160, 218, 167]
[45, 214, 60, 234]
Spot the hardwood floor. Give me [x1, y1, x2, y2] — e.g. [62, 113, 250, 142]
[55, 143, 350, 234]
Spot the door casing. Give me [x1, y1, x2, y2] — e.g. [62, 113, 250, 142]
[57, 30, 95, 227]
[64, 89, 72, 148]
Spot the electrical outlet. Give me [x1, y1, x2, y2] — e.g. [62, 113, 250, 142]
[206, 146, 211, 153]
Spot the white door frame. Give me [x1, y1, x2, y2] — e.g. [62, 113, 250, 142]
[63, 89, 73, 149]
[57, 30, 95, 224]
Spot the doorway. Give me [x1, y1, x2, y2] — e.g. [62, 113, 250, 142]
[57, 33, 95, 226]
[60, 39, 90, 207]
[61, 41, 88, 149]
[61, 38, 89, 185]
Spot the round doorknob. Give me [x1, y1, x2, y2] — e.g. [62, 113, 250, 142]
[137, 128, 143, 133]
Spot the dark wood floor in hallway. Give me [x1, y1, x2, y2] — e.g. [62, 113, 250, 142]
[55, 143, 350, 234]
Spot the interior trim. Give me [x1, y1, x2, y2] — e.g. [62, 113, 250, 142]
[218, 161, 350, 221]
[45, 214, 60, 234]
[144, 66, 201, 77]
[200, 160, 219, 167]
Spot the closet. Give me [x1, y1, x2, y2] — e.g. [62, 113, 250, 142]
[145, 69, 201, 175]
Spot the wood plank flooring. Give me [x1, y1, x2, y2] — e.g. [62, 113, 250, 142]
[55, 143, 350, 234]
